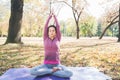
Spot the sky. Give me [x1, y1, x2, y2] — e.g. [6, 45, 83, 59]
[51, 0, 104, 21]
[0, 0, 120, 21]
[52, 0, 120, 21]
[86, 0, 104, 19]
[54, 1, 74, 21]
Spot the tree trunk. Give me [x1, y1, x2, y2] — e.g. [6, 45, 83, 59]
[72, 10, 80, 39]
[76, 22, 80, 39]
[118, 5, 120, 42]
[5, 0, 24, 44]
[99, 21, 118, 39]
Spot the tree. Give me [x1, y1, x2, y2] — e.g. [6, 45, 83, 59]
[72, 0, 86, 39]
[80, 16, 97, 37]
[5, 0, 24, 44]
[52, 0, 87, 39]
[0, 1, 10, 37]
[99, 2, 120, 42]
[118, 5, 120, 42]
[97, 21, 102, 37]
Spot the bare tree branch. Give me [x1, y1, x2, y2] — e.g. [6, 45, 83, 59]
[111, 15, 119, 23]
[53, 1, 77, 13]
[50, 1, 52, 14]
[77, 7, 84, 22]
[112, 11, 119, 16]
[52, 0, 85, 39]
[107, 15, 119, 23]
[99, 20, 119, 39]
[71, 8, 77, 24]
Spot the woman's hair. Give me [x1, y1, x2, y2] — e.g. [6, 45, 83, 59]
[47, 25, 57, 33]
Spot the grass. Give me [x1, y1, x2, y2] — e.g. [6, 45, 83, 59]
[0, 37, 120, 79]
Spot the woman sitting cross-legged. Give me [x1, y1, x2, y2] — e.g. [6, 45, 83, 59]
[30, 13, 73, 78]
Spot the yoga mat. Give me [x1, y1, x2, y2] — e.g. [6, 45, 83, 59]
[0, 67, 112, 80]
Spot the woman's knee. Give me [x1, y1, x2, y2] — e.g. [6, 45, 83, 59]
[30, 65, 41, 75]
[62, 70, 73, 77]
[53, 70, 73, 78]
[30, 68, 37, 75]
[67, 70, 73, 77]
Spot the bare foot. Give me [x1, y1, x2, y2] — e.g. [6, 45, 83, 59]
[52, 67, 62, 72]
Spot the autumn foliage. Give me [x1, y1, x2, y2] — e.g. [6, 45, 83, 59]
[0, 37, 120, 79]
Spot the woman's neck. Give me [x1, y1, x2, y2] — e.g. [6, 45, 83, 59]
[49, 36, 55, 40]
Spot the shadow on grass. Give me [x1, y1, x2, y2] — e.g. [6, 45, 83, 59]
[0, 44, 44, 76]
[72, 42, 117, 53]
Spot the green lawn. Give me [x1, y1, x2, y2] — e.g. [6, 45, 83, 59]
[0, 37, 120, 80]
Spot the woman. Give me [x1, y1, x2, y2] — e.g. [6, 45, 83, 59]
[30, 13, 73, 78]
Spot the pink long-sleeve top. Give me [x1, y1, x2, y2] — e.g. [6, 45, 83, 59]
[43, 15, 61, 64]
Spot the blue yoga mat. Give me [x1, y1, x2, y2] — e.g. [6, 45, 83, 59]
[0, 67, 111, 80]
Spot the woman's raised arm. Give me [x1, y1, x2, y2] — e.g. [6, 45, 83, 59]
[54, 15, 61, 41]
[44, 15, 52, 40]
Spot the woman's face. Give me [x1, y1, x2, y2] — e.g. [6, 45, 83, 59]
[48, 27, 56, 39]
